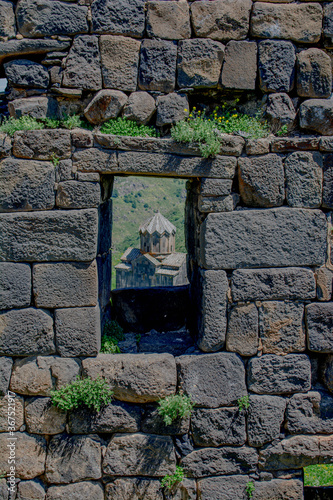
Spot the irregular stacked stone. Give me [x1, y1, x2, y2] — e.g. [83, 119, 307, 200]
[0, 127, 332, 499]
[1, 0, 333, 131]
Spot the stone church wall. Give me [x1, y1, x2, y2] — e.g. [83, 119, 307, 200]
[0, 1, 333, 499]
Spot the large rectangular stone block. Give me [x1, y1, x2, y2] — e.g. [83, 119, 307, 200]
[0, 209, 98, 262]
[10, 356, 80, 396]
[247, 354, 311, 395]
[253, 479, 304, 500]
[82, 353, 177, 403]
[286, 391, 333, 435]
[176, 353, 247, 408]
[56, 181, 101, 209]
[197, 269, 228, 352]
[0, 308, 55, 356]
[248, 395, 287, 448]
[181, 446, 258, 478]
[0, 262, 31, 309]
[0, 158, 55, 212]
[100, 35, 140, 92]
[33, 261, 98, 308]
[259, 435, 320, 470]
[117, 152, 237, 178]
[72, 148, 117, 173]
[0, 357, 13, 396]
[55, 306, 101, 357]
[191, 407, 246, 447]
[200, 208, 327, 269]
[0, 432, 46, 480]
[13, 130, 71, 160]
[306, 302, 333, 353]
[231, 267, 316, 302]
[251, 2, 323, 43]
[103, 433, 176, 476]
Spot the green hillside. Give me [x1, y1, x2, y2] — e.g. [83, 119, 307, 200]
[111, 176, 187, 289]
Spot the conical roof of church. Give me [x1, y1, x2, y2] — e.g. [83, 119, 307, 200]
[139, 211, 176, 236]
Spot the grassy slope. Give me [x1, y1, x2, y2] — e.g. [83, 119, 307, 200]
[111, 176, 187, 289]
[304, 464, 333, 487]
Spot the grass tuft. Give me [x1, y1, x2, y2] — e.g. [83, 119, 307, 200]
[0, 115, 44, 136]
[50, 377, 113, 412]
[100, 117, 160, 137]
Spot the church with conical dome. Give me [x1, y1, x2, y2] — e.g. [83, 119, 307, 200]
[115, 211, 188, 289]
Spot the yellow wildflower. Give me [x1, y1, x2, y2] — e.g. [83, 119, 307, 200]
[193, 106, 196, 111]
[184, 108, 188, 112]
[232, 114, 237, 118]
[226, 120, 229, 124]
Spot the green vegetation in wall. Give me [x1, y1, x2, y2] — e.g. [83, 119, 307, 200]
[304, 464, 333, 487]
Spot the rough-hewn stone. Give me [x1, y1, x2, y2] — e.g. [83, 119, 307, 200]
[323, 154, 333, 208]
[83, 353, 177, 403]
[0, 394, 24, 431]
[299, 98, 333, 135]
[226, 303, 259, 356]
[0, 479, 8, 500]
[33, 261, 97, 308]
[191, 0, 252, 41]
[105, 478, 163, 500]
[246, 138, 270, 156]
[8, 96, 58, 120]
[100, 35, 140, 92]
[0, 357, 12, 396]
[0, 209, 98, 262]
[84, 90, 127, 124]
[0, 39, 71, 63]
[0, 133, 11, 159]
[117, 152, 237, 178]
[164, 479, 197, 500]
[139, 328, 192, 357]
[258, 40, 296, 93]
[192, 407, 246, 447]
[198, 194, 238, 213]
[272, 136, 319, 153]
[16, 0, 88, 37]
[248, 395, 287, 447]
[141, 405, 189, 436]
[69, 401, 141, 434]
[45, 434, 101, 484]
[324, 3, 333, 47]
[297, 49, 332, 98]
[0, 308, 55, 357]
[147, 1, 190, 40]
[251, 3, 323, 43]
[231, 267, 316, 302]
[71, 129, 93, 149]
[17, 479, 46, 500]
[4, 60, 49, 89]
[221, 41, 257, 90]
[177, 353, 247, 408]
[55, 306, 100, 357]
[286, 391, 333, 435]
[73, 148, 117, 173]
[25, 397, 66, 435]
[47, 481, 104, 500]
[138, 39, 177, 93]
[122, 91, 156, 125]
[0, 0, 16, 39]
[259, 435, 319, 470]
[0, 262, 31, 309]
[56, 181, 100, 208]
[259, 301, 305, 355]
[265, 93, 296, 131]
[182, 447, 258, 478]
[306, 303, 333, 353]
[91, 0, 145, 38]
[0, 432, 46, 479]
[156, 93, 189, 128]
[253, 479, 304, 500]
[200, 208, 327, 269]
[200, 179, 233, 197]
[198, 475, 249, 500]
[13, 129, 71, 160]
[103, 433, 176, 476]
[285, 151, 323, 208]
[316, 266, 333, 301]
[63, 35, 102, 91]
[238, 154, 284, 207]
[10, 356, 80, 396]
[248, 354, 311, 395]
[177, 39, 225, 89]
[0, 158, 55, 212]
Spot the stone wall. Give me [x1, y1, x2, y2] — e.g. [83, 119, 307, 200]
[1, 1, 333, 499]
[0, 127, 332, 499]
[1, 0, 333, 133]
